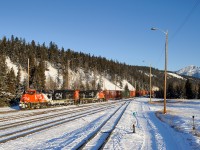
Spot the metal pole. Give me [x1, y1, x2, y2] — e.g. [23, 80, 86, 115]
[27, 58, 29, 90]
[164, 31, 168, 114]
[150, 64, 152, 103]
[115, 74, 116, 91]
[67, 60, 70, 89]
[135, 81, 137, 92]
[151, 27, 168, 114]
[104, 73, 105, 90]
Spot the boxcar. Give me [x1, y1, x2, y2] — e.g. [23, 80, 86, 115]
[51, 90, 76, 105]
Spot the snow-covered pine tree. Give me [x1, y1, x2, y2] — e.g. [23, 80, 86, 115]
[0, 55, 8, 100]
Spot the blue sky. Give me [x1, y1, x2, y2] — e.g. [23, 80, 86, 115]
[0, 0, 200, 71]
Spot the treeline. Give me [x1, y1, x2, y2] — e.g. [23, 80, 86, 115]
[155, 78, 200, 99]
[0, 35, 200, 106]
[0, 35, 160, 91]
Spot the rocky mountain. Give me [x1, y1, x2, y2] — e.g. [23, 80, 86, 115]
[176, 65, 200, 78]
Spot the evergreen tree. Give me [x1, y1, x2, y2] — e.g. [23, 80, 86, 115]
[124, 84, 130, 98]
[0, 55, 8, 95]
[120, 81, 123, 89]
[91, 79, 96, 90]
[62, 71, 67, 90]
[29, 56, 36, 89]
[16, 66, 21, 86]
[167, 83, 175, 98]
[175, 85, 184, 99]
[97, 83, 101, 90]
[6, 68, 16, 95]
[78, 73, 85, 90]
[46, 76, 57, 90]
[99, 75, 103, 90]
[79, 81, 85, 90]
[15, 66, 22, 98]
[0, 37, 7, 55]
[1, 35, 200, 101]
[37, 60, 46, 90]
[86, 81, 90, 90]
[198, 83, 200, 99]
[185, 79, 194, 99]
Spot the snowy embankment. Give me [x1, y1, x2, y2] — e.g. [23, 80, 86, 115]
[105, 98, 200, 150]
[0, 98, 199, 150]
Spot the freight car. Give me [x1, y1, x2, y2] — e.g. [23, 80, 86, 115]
[51, 90, 79, 105]
[129, 90, 136, 98]
[79, 90, 105, 104]
[104, 90, 123, 100]
[136, 90, 149, 97]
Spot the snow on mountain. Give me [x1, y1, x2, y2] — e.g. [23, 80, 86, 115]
[167, 72, 185, 80]
[5, 57, 134, 91]
[122, 79, 135, 91]
[102, 77, 123, 91]
[6, 57, 27, 82]
[45, 62, 63, 88]
[176, 65, 200, 78]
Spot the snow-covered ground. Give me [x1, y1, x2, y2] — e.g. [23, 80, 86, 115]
[0, 98, 199, 150]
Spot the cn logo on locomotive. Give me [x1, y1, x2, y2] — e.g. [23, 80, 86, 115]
[55, 93, 63, 100]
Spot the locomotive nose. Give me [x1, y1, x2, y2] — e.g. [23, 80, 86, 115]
[20, 96, 30, 102]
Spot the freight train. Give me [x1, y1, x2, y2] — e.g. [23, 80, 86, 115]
[19, 89, 106, 109]
[19, 88, 145, 109]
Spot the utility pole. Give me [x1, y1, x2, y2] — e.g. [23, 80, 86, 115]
[67, 60, 70, 89]
[151, 27, 168, 114]
[27, 58, 29, 90]
[115, 74, 117, 91]
[103, 73, 105, 90]
[150, 64, 152, 103]
[135, 81, 137, 92]
[164, 30, 168, 114]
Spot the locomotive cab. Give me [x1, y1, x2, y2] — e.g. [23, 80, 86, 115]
[19, 89, 48, 109]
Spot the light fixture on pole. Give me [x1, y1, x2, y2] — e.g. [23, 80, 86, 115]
[151, 27, 168, 114]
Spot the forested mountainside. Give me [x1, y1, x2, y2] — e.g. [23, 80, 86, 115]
[0, 35, 200, 106]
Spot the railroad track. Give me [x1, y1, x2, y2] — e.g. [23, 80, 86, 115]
[0, 107, 72, 122]
[66, 100, 130, 150]
[0, 102, 117, 122]
[0, 101, 123, 143]
[0, 103, 114, 130]
[0, 110, 19, 114]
